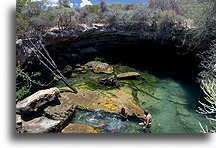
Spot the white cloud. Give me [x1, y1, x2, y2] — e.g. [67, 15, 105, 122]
[49, 0, 58, 4]
[80, 0, 92, 8]
[70, 3, 73, 8]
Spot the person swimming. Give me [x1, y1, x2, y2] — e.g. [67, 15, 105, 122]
[119, 108, 128, 121]
[139, 110, 152, 129]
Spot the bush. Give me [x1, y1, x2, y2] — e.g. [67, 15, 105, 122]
[16, 18, 33, 38]
[186, 0, 215, 48]
[50, 7, 77, 30]
[29, 16, 52, 37]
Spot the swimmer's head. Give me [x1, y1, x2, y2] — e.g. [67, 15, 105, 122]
[144, 110, 149, 115]
[121, 108, 125, 112]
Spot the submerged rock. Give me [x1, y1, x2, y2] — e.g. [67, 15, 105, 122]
[85, 61, 113, 74]
[98, 75, 120, 88]
[117, 72, 140, 79]
[62, 123, 101, 133]
[22, 117, 61, 133]
[16, 87, 60, 114]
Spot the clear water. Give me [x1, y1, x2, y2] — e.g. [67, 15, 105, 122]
[71, 109, 147, 133]
[54, 64, 212, 133]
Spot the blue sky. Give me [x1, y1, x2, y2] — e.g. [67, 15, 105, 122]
[71, 0, 148, 7]
[32, 0, 148, 7]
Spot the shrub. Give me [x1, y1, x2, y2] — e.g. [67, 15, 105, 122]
[16, 18, 33, 38]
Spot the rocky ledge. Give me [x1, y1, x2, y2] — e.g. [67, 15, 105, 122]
[16, 78, 145, 133]
[22, 117, 61, 133]
[62, 124, 101, 133]
[61, 86, 145, 119]
[117, 72, 140, 79]
[16, 87, 60, 114]
[84, 61, 114, 74]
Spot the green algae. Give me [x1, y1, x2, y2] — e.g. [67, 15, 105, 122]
[53, 64, 212, 133]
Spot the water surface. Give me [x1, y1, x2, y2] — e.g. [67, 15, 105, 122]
[54, 64, 211, 133]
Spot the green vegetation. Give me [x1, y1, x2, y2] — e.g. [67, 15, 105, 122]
[16, 0, 215, 132]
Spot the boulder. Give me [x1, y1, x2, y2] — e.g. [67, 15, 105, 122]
[22, 117, 61, 133]
[61, 65, 73, 76]
[62, 124, 101, 133]
[16, 39, 35, 66]
[98, 76, 120, 88]
[16, 87, 60, 114]
[85, 61, 113, 74]
[16, 114, 24, 133]
[44, 94, 76, 122]
[117, 72, 140, 79]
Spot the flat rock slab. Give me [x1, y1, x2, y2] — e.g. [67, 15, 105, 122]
[22, 117, 61, 133]
[44, 94, 76, 122]
[61, 87, 144, 119]
[62, 124, 100, 133]
[117, 72, 140, 79]
[16, 87, 60, 114]
[85, 61, 113, 74]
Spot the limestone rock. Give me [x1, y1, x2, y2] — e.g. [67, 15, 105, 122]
[62, 124, 101, 133]
[16, 114, 22, 125]
[16, 87, 60, 114]
[85, 61, 113, 74]
[16, 39, 35, 66]
[44, 94, 76, 122]
[61, 65, 73, 76]
[61, 87, 144, 119]
[16, 114, 24, 133]
[23, 117, 61, 133]
[117, 72, 140, 79]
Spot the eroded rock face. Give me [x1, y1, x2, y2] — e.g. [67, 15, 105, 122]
[22, 117, 61, 133]
[62, 123, 101, 133]
[61, 87, 144, 119]
[16, 114, 25, 133]
[117, 72, 140, 79]
[44, 94, 76, 122]
[85, 61, 113, 74]
[16, 39, 35, 66]
[16, 87, 60, 114]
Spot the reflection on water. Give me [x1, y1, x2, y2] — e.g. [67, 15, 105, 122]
[54, 64, 212, 133]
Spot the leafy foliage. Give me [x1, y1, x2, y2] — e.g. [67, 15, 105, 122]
[16, 1, 216, 131]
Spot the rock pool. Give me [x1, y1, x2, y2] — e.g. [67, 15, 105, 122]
[54, 64, 211, 133]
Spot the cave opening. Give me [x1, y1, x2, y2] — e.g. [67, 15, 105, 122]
[45, 33, 201, 85]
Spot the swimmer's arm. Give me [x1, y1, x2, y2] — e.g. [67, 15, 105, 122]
[143, 119, 149, 129]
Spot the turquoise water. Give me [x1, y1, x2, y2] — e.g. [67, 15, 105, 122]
[54, 64, 212, 133]
[71, 109, 147, 133]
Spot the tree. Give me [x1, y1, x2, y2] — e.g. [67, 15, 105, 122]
[58, 0, 71, 8]
[51, 7, 76, 30]
[99, 0, 107, 13]
[186, 0, 215, 49]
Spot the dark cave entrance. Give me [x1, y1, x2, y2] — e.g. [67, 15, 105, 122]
[45, 33, 201, 85]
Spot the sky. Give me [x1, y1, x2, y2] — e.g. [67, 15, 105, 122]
[32, 0, 148, 8]
[71, 0, 148, 5]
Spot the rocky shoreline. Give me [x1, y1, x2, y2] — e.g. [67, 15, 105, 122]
[16, 61, 144, 133]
